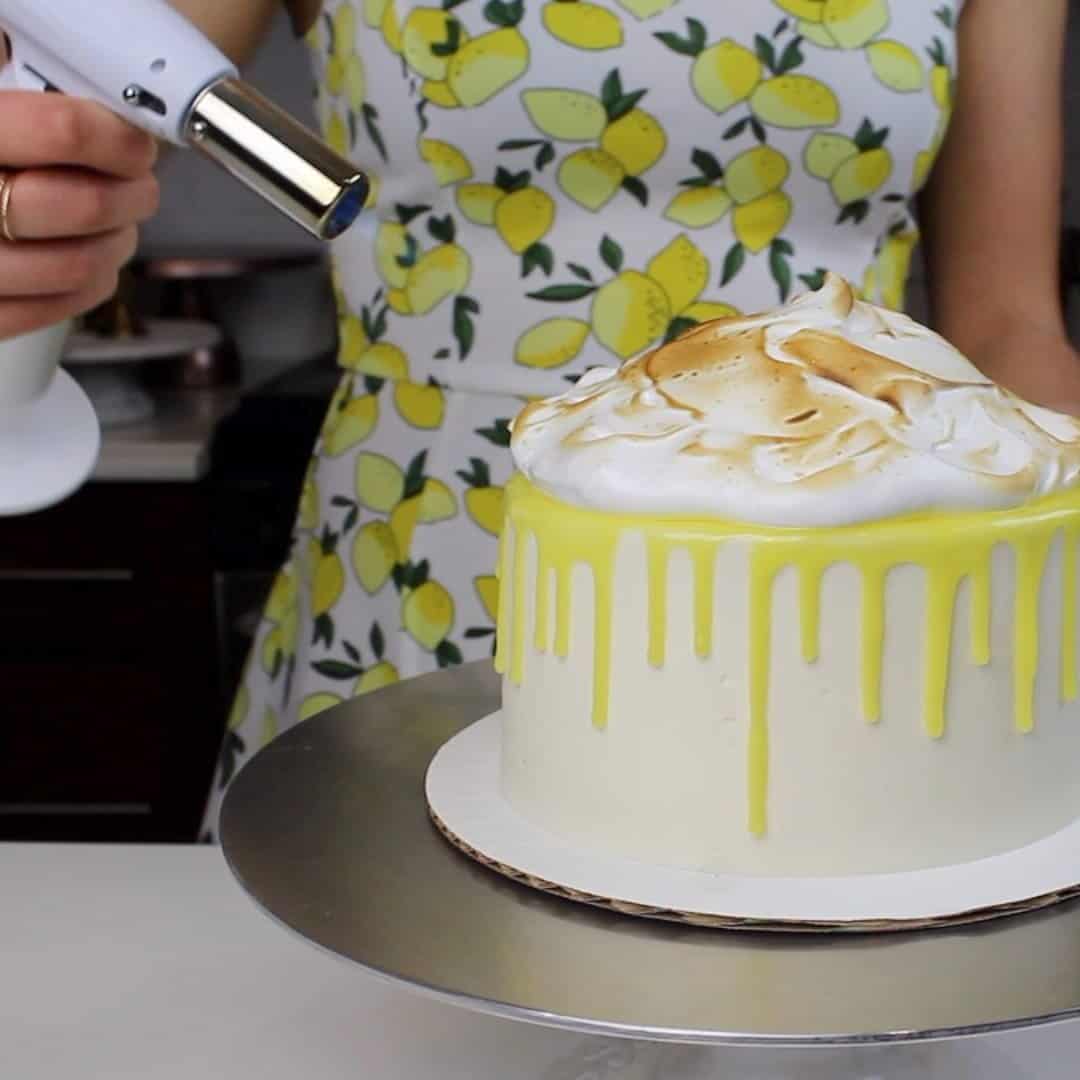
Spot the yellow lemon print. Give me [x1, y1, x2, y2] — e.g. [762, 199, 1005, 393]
[418, 478, 458, 523]
[732, 191, 793, 253]
[402, 9, 467, 81]
[515, 318, 591, 370]
[355, 452, 405, 512]
[298, 467, 319, 531]
[403, 581, 455, 650]
[664, 187, 733, 229]
[465, 487, 505, 537]
[386, 288, 412, 315]
[557, 148, 625, 211]
[494, 187, 556, 254]
[683, 301, 741, 322]
[323, 394, 378, 456]
[312, 550, 346, 617]
[299, 692, 343, 722]
[228, 685, 250, 731]
[352, 521, 398, 594]
[458, 458, 505, 536]
[353, 342, 409, 380]
[261, 626, 284, 676]
[394, 380, 446, 429]
[446, 28, 530, 107]
[325, 55, 345, 97]
[345, 55, 367, 111]
[362, 0, 389, 29]
[691, 40, 762, 115]
[380, 1, 403, 54]
[803, 133, 859, 180]
[390, 495, 422, 557]
[475, 575, 500, 623]
[591, 271, 672, 359]
[419, 139, 473, 186]
[645, 234, 709, 317]
[332, 3, 357, 57]
[542, 1, 623, 50]
[521, 89, 608, 142]
[326, 111, 349, 156]
[822, 0, 889, 49]
[797, 19, 839, 48]
[723, 146, 790, 205]
[773, 0, 826, 19]
[405, 244, 472, 314]
[830, 147, 892, 205]
[866, 40, 924, 93]
[265, 568, 298, 623]
[750, 75, 840, 128]
[356, 661, 400, 694]
[911, 149, 935, 192]
[422, 79, 460, 108]
[456, 183, 504, 225]
[261, 708, 279, 748]
[338, 314, 369, 368]
[875, 229, 919, 311]
[614, 0, 678, 17]
[375, 222, 410, 289]
[599, 109, 666, 177]
[931, 64, 951, 112]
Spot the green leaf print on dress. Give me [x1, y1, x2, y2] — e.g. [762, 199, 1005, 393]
[655, 16, 839, 130]
[771, 0, 889, 50]
[455, 166, 557, 277]
[805, 117, 894, 226]
[519, 68, 665, 212]
[524, 233, 738, 361]
[407, 0, 530, 109]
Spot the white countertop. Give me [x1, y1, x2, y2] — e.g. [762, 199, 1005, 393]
[1, 843, 1078, 1079]
[91, 389, 238, 483]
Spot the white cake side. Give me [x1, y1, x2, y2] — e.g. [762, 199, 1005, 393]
[499, 519, 1080, 877]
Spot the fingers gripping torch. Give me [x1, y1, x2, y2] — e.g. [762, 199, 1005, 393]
[0, 0, 371, 240]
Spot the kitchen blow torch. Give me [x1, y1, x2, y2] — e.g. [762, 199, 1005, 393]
[0, 0, 370, 240]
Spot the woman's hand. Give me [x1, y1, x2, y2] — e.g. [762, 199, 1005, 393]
[0, 89, 160, 340]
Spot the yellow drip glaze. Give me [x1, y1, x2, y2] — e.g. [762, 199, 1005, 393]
[554, 564, 572, 658]
[970, 550, 992, 666]
[799, 564, 822, 663]
[646, 537, 669, 668]
[923, 563, 961, 739]
[500, 476, 1080, 834]
[859, 563, 886, 724]
[689, 541, 716, 660]
[534, 553, 551, 654]
[510, 529, 528, 686]
[1013, 532, 1054, 733]
[1063, 524, 1079, 702]
[493, 526, 510, 676]
[748, 554, 775, 835]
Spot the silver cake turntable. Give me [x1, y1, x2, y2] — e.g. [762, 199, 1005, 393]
[220, 662, 1080, 1053]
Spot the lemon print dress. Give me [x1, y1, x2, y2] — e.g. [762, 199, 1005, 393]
[204, 0, 964, 830]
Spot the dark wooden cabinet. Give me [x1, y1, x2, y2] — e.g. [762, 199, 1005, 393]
[0, 481, 225, 841]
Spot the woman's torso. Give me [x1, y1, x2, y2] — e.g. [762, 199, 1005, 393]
[307, 0, 960, 394]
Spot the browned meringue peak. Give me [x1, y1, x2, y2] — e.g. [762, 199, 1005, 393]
[510, 274, 1080, 526]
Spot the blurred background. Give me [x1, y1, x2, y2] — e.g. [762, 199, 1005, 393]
[0, 7, 1078, 844]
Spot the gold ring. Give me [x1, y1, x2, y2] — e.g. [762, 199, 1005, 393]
[0, 170, 18, 243]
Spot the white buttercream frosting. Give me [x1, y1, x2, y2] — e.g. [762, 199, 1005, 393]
[510, 274, 1080, 526]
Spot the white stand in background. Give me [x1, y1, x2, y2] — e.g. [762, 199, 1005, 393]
[0, 324, 100, 517]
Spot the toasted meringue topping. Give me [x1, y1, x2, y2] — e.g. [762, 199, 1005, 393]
[510, 274, 1080, 525]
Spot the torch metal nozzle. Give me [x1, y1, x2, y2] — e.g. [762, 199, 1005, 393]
[186, 78, 369, 240]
